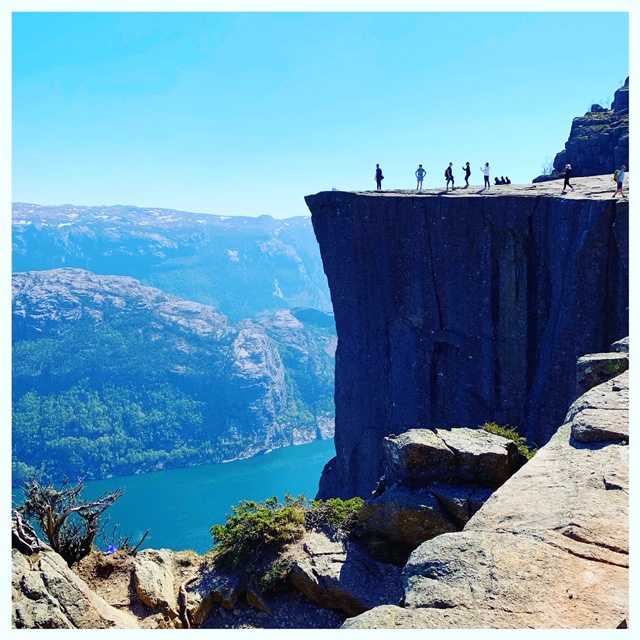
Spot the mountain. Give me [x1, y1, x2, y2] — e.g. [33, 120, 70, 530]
[12, 268, 335, 484]
[12, 203, 332, 322]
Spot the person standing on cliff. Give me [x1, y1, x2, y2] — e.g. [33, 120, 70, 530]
[445, 163, 455, 191]
[462, 162, 471, 188]
[415, 164, 427, 190]
[613, 165, 626, 198]
[561, 163, 575, 193]
[375, 164, 384, 191]
[481, 162, 491, 189]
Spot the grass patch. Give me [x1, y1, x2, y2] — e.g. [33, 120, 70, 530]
[481, 422, 537, 461]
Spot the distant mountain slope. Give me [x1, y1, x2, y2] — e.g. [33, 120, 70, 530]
[12, 203, 332, 322]
[12, 268, 335, 485]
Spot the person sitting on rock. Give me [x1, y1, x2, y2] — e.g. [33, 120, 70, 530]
[505, 176, 511, 184]
[500, 176, 507, 184]
[494, 177, 501, 185]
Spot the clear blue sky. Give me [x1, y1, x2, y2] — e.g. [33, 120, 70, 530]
[8, 4, 631, 218]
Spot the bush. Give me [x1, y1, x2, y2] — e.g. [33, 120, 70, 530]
[210, 494, 365, 592]
[481, 422, 537, 460]
[306, 497, 364, 532]
[211, 495, 306, 574]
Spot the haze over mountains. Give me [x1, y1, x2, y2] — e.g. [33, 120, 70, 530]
[12, 204, 336, 485]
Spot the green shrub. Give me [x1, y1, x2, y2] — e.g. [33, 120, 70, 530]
[307, 497, 364, 532]
[210, 494, 365, 592]
[211, 495, 306, 574]
[481, 422, 537, 460]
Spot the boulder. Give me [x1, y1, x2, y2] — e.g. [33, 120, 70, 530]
[358, 484, 458, 548]
[383, 428, 520, 489]
[285, 531, 403, 617]
[188, 566, 242, 626]
[576, 352, 628, 396]
[12, 546, 139, 629]
[133, 549, 178, 618]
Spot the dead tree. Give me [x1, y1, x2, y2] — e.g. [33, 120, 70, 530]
[16, 477, 124, 565]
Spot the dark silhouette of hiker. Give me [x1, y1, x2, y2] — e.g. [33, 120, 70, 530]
[415, 164, 426, 190]
[375, 164, 384, 191]
[561, 164, 574, 193]
[494, 177, 501, 186]
[505, 176, 511, 184]
[445, 163, 455, 191]
[500, 176, 506, 185]
[481, 162, 491, 189]
[462, 162, 471, 187]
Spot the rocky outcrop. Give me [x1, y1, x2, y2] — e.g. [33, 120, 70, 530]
[284, 532, 403, 616]
[306, 175, 628, 499]
[343, 363, 629, 629]
[12, 545, 139, 629]
[533, 78, 629, 182]
[358, 427, 520, 553]
[133, 549, 179, 619]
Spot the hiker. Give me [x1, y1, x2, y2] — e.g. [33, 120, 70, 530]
[562, 164, 575, 193]
[462, 162, 471, 187]
[481, 162, 491, 189]
[505, 176, 511, 184]
[415, 164, 427, 190]
[494, 177, 501, 186]
[612, 165, 626, 198]
[445, 163, 455, 191]
[375, 164, 384, 191]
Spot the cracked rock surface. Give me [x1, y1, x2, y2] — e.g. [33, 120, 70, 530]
[343, 369, 629, 629]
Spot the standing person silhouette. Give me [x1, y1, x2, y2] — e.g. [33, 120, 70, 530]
[445, 163, 455, 191]
[415, 164, 427, 190]
[375, 164, 384, 191]
[561, 163, 575, 193]
[612, 165, 626, 198]
[462, 162, 471, 188]
[481, 162, 491, 189]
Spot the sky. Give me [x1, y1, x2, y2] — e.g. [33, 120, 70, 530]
[5, 2, 631, 219]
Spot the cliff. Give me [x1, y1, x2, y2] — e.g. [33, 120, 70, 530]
[306, 175, 628, 499]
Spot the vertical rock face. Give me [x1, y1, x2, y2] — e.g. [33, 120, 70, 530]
[306, 183, 628, 498]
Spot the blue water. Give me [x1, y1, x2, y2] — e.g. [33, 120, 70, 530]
[12, 438, 335, 555]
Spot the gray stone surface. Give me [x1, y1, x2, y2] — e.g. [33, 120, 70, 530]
[576, 352, 629, 396]
[307, 177, 628, 498]
[359, 484, 458, 547]
[12, 547, 139, 629]
[343, 372, 629, 629]
[611, 336, 629, 353]
[133, 549, 178, 618]
[285, 532, 403, 617]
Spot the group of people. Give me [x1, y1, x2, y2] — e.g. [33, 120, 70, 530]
[375, 162, 495, 191]
[443, 162, 494, 191]
[375, 162, 628, 196]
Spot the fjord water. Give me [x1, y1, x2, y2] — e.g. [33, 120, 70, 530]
[13, 438, 335, 555]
